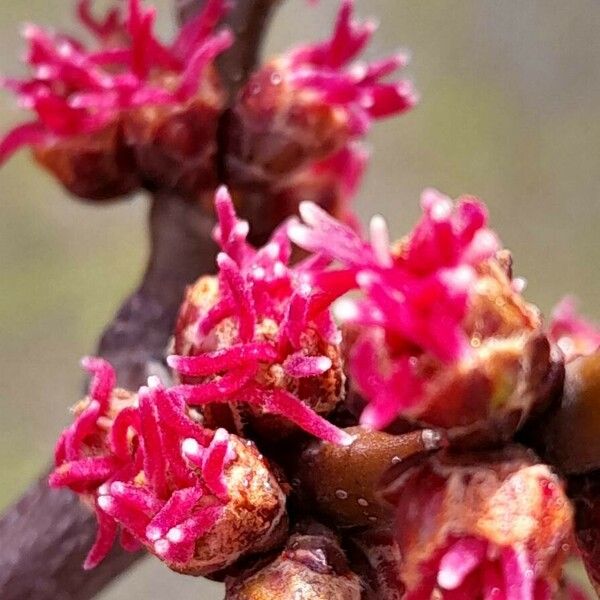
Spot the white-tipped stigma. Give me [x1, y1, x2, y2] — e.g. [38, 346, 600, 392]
[147, 375, 161, 389]
[437, 567, 462, 591]
[369, 214, 392, 268]
[154, 539, 170, 557]
[316, 356, 333, 373]
[146, 526, 162, 542]
[97, 495, 114, 512]
[333, 297, 359, 322]
[167, 527, 184, 543]
[182, 437, 202, 458]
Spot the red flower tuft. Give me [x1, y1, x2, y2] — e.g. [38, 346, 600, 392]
[290, 190, 541, 432]
[170, 186, 353, 446]
[0, 0, 232, 198]
[382, 448, 574, 600]
[225, 0, 416, 223]
[1, 0, 232, 161]
[50, 360, 287, 574]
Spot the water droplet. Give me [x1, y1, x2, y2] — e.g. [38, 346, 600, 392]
[270, 71, 282, 86]
[391, 456, 401, 465]
[335, 489, 348, 500]
[357, 497, 369, 507]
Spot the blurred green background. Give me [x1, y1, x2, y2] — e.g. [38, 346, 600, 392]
[1, 0, 599, 597]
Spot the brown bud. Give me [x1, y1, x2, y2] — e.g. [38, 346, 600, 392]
[415, 330, 564, 448]
[226, 63, 349, 188]
[225, 522, 361, 600]
[535, 352, 600, 474]
[290, 426, 446, 527]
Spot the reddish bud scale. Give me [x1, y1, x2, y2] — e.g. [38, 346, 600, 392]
[50, 359, 288, 574]
[171, 188, 351, 447]
[0, 0, 232, 199]
[382, 447, 574, 599]
[347, 528, 405, 600]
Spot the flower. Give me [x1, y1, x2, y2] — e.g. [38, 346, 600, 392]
[225, 0, 416, 221]
[50, 357, 135, 500]
[50, 359, 288, 574]
[381, 447, 574, 599]
[170, 187, 352, 446]
[289, 191, 557, 444]
[0, 0, 232, 199]
[549, 296, 600, 362]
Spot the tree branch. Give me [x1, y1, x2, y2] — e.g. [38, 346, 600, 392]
[0, 0, 283, 597]
[0, 194, 218, 600]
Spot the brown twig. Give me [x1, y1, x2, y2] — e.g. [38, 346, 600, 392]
[0, 1, 282, 597]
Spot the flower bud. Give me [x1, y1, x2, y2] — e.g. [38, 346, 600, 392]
[225, 522, 361, 600]
[381, 447, 574, 598]
[290, 191, 562, 446]
[228, 0, 414, 182]
[0, 0, 231, 200]
[170, 187, 351, 447]
[51, 363, 288, 574]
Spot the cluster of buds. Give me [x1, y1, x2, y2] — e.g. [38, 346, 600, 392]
[49, 186, 597, 598]
[10, 0, 596, 597]
[0, 0, 415, 223]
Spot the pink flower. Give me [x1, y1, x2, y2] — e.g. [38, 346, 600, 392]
[290, 190, 542, 433]
[549, 296, 600, 362]
[1, 0, 232, 198]
[225, 0, 416, 222]
[282, 0, 417, 134]
[381, 447, 575, 600]
[170, 187, 353, 447]
[50, 359, 288, 574]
